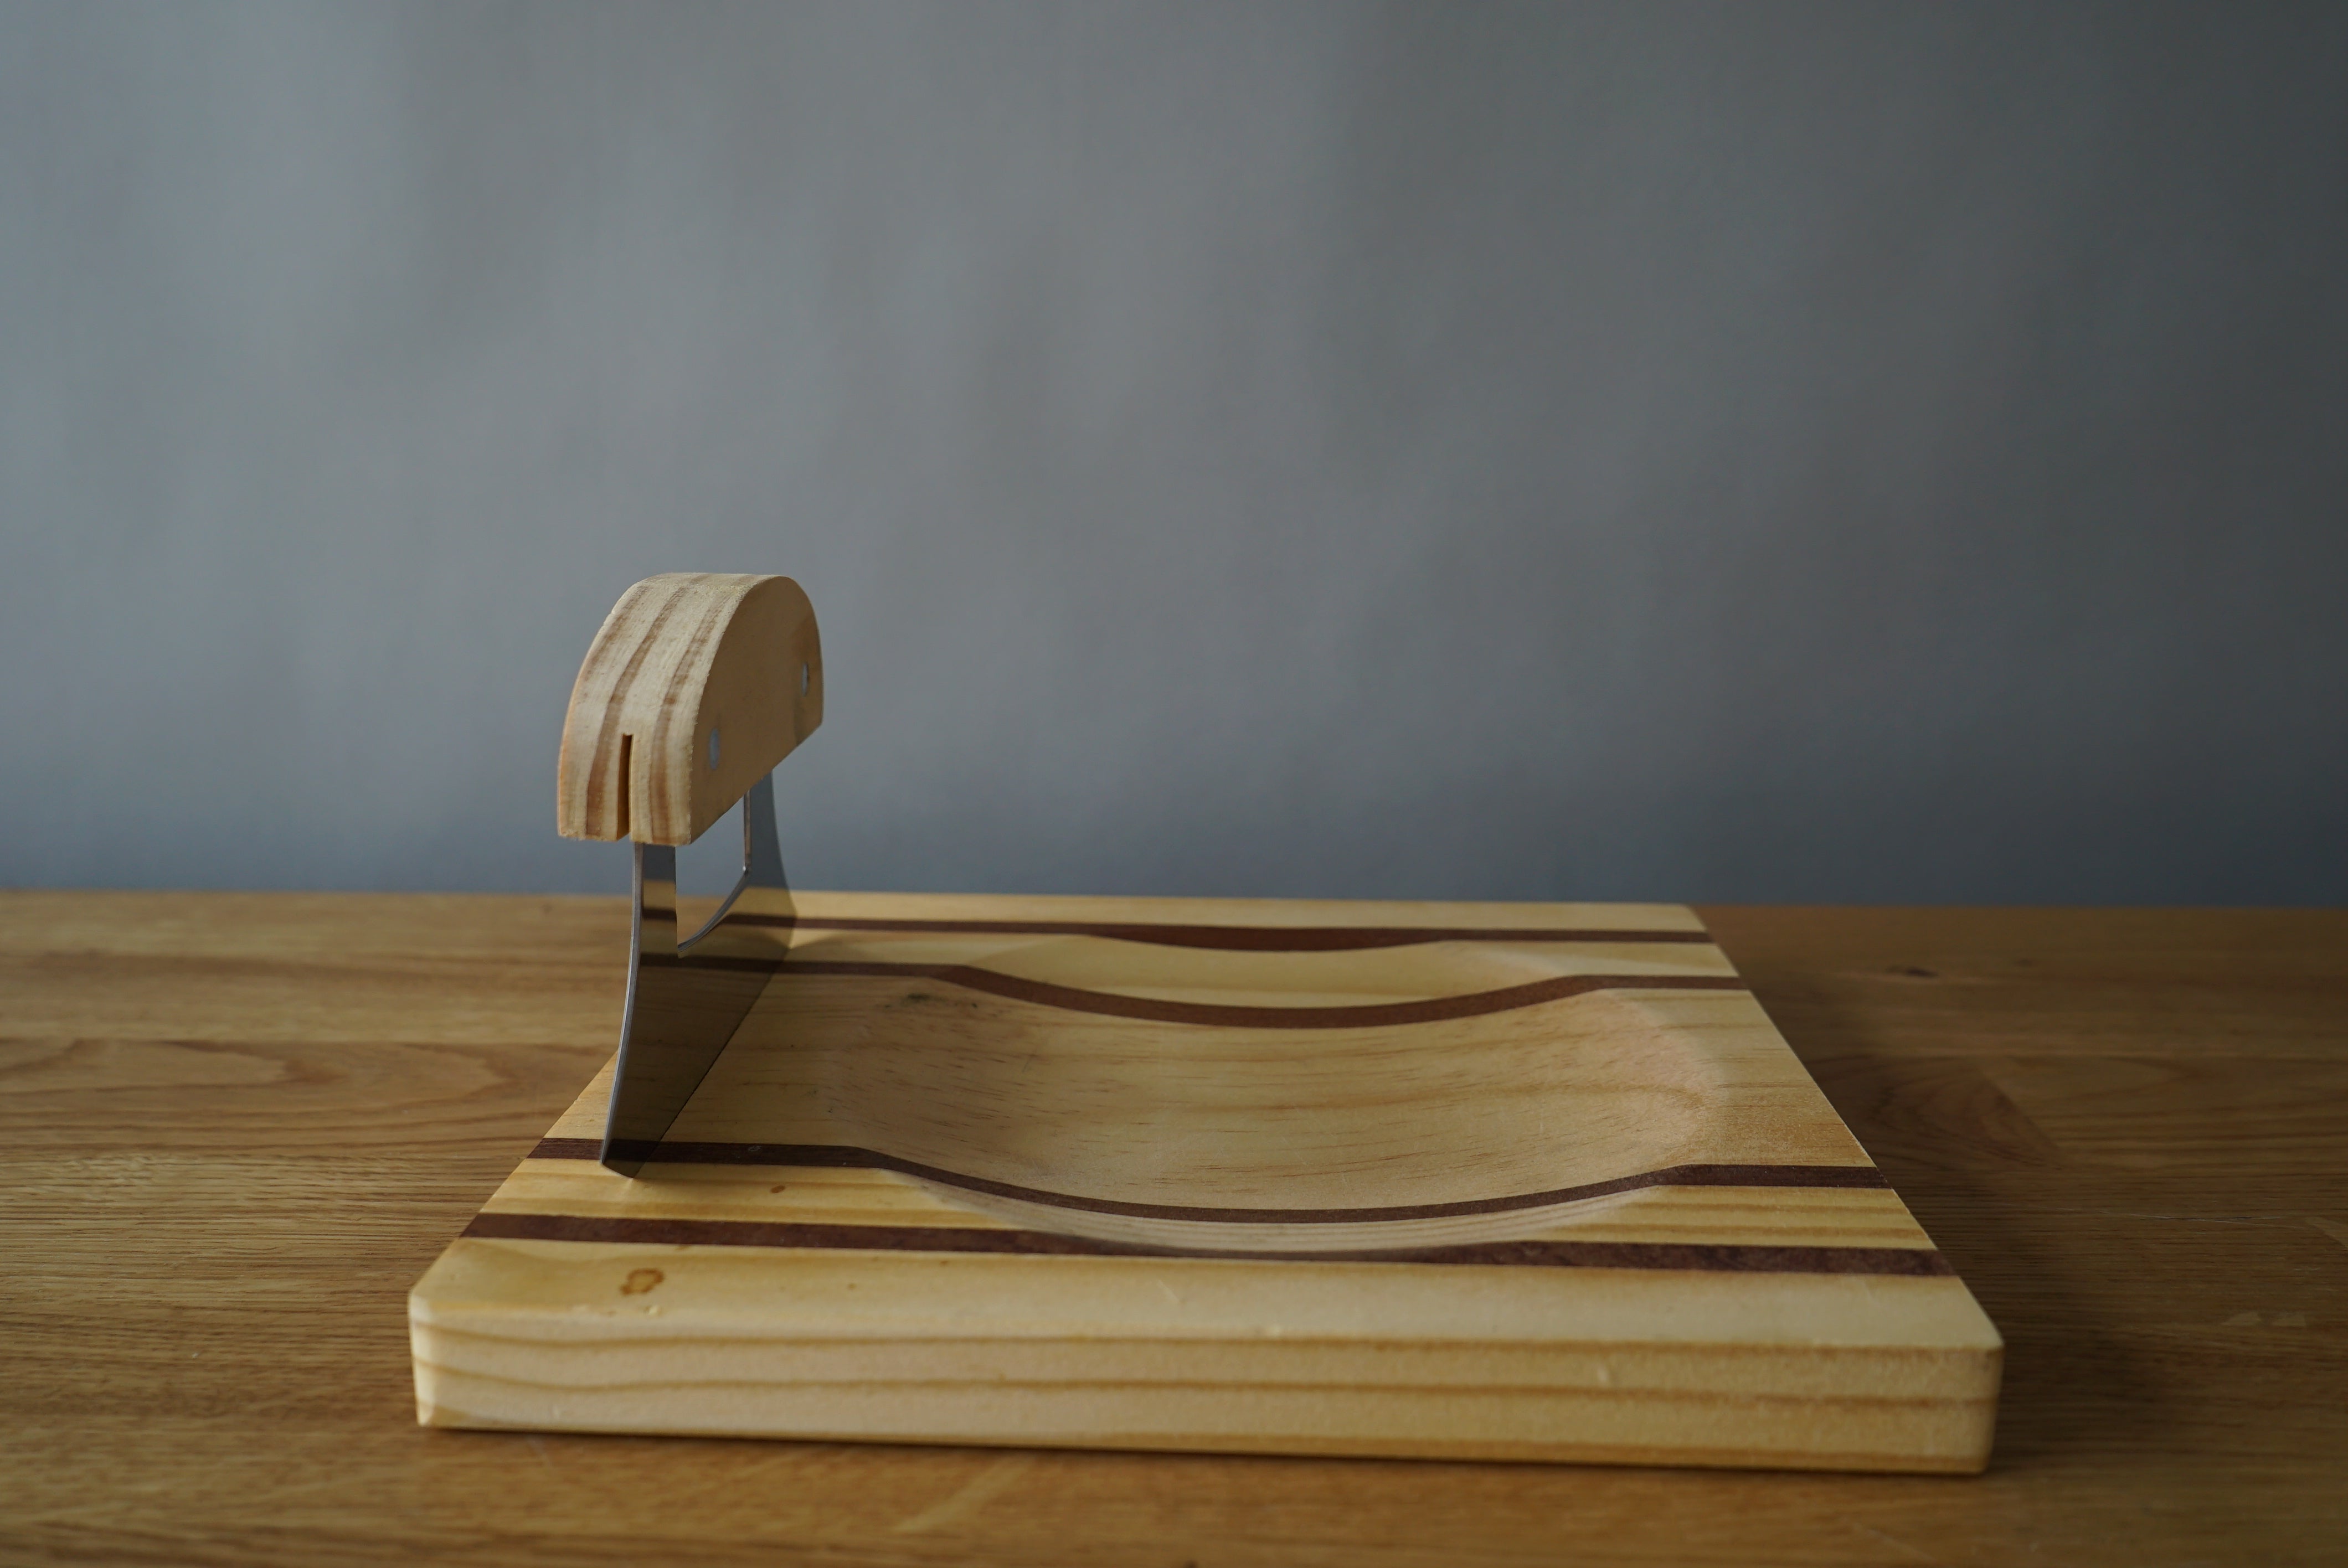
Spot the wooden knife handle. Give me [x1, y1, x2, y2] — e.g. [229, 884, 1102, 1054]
[555, 574, 823, 845]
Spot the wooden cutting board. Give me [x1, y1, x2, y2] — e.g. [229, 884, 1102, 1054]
[408, 888, 2000, 1472]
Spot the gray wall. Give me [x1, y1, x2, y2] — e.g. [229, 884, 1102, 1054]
[4, 2, 2344, 905]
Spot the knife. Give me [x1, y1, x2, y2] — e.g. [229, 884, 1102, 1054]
[554, 573, 824, 1177]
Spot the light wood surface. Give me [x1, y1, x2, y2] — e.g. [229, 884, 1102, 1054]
[555, 573, 823, 844]
[411, 894, 1999, 1471]
[413, 892, 1991, 1474]
[4, 893, 2344, 1564]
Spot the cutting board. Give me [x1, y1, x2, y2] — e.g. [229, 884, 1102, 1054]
[408, 889, 2001, 1472]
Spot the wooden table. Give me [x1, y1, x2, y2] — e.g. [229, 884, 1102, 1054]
[4, 892, 2343, 1566]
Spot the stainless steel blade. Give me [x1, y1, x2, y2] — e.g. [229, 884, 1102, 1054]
[601, 770, 794, 1176]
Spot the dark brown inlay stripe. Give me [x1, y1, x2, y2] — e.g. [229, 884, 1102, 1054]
[783, 963, 1746, 1029]
[464, 1210, 1949, 1276]
[529, 1138, 1887, 1223]
[745, 916, 1715, 951]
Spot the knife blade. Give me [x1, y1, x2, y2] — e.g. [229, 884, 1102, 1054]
[601, 770, 795, 1176]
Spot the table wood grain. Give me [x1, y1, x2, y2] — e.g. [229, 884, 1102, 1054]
[4, 892, 2343, 1566]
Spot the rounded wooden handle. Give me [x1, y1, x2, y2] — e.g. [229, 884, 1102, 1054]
[555, 574, 823, 844]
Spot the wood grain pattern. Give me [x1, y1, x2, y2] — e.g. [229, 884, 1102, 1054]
[5, 893, 2344, 1566]
[408, 893, 2000, 1471]
[555, 573, 822, 844]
